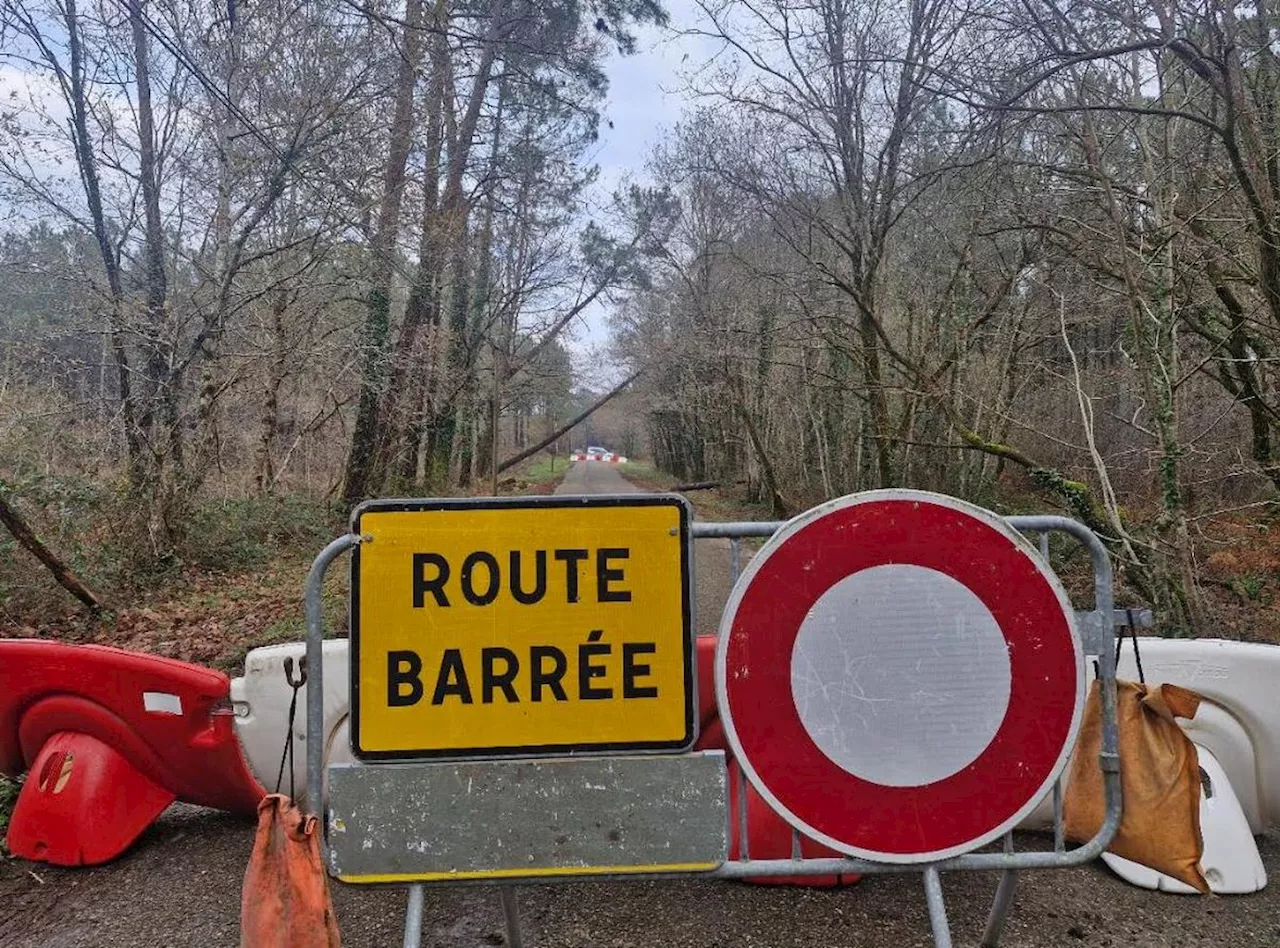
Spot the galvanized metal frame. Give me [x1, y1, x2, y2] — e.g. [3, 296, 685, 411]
[302, 512, 1125, 948]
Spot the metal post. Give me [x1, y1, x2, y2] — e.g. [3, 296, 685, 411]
[1008, 516, 1122, 856]
[923, 867, 953, 948]
[500, 886, 525, 948]
[730, 538, 742, 583]
[1053, 778, 1064, 852]
[304, 533, 361, 816]
[981, 868, 1019, 947]
[403, 883, 425, 948]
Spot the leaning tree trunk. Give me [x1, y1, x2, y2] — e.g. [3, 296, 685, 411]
[0, 489, 101, 612]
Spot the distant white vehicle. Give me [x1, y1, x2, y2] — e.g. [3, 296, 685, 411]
[570, 446, 627, 463]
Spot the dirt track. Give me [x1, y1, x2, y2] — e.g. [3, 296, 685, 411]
[2, 469, 1278, 947]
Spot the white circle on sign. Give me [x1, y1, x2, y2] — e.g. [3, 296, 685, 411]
[790, 564, 1013, 787]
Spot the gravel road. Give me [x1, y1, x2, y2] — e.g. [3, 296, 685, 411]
[3, 807, 1275, 948]
[555, 460, 746, 637]
[553, 460, 636, 495]
[2, 468, 1276, 947]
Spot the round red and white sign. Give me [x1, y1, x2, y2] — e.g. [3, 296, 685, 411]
[715, 489, 1084, 863]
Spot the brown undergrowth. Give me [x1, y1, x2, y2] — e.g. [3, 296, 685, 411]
[3, 470, 1279, 690]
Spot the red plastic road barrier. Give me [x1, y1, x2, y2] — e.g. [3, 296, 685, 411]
[10, 731, 176, 865]
[696, 635, 718, 731]
[693, 635, 857, 887]
[0, 640, 265, 866]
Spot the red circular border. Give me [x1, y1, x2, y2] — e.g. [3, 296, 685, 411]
[721, 497, 1080, 858]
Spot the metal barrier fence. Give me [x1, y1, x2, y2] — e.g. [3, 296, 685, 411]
[302, 513, 1128, 948]
[693, 517, 1130, 947]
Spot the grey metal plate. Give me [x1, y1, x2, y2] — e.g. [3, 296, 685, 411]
[326, 751, 727, 883]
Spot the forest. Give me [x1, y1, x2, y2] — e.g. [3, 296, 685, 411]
[3, 0, 1280, 637]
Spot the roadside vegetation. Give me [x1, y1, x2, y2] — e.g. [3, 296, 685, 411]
[522, 455, 573, 488]
[5, 0, 1280, 657]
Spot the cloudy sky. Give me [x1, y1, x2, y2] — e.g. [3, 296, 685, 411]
[565, 0, 710, 367]
[594, 4, 701, 191]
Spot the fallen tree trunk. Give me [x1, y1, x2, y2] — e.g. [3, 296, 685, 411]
[674, 480, 721, 491]
[496, 371, 641, 475]
[673, 478, 748, 492]
[0, 489, 102, 612]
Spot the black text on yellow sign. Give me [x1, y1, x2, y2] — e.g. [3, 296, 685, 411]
[349, 497, 694, 760]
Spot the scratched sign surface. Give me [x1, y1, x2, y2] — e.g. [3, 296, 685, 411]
[326, 753, 728, 882]
[715, 489, 1084, 863]
[350, 496, 693, 760]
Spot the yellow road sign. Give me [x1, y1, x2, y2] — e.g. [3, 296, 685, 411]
[350, 496, 694, 760]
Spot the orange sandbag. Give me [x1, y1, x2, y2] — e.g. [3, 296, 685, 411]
[241, 795, 341, 948]
[1063, 679, 1209, 893]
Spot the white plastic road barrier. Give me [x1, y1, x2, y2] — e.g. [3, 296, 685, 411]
[238, 633, 1280, 877]
[1170, 699, 1264, 834]
[231, 640, 353, 804]
[1103, 745, 1267, 894]
[1116, 638, 1280, 832]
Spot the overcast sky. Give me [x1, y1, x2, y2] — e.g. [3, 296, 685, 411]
[565, 1, 708, 369]
[594, 7, 699, 191]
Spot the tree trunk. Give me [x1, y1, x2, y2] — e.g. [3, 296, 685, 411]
[376, 0, 454, 488]
[65, 0, 140, 488]
[0, 490, 101, 612]
[254, 290, 290, 494]
[410, 0, 512, 481]
[342, 0, 426, 508]
[728, 373, 789, 519]
[128, 0, 177, 542]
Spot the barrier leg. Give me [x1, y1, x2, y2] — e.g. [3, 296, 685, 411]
[501, 886, 525, 948]
[923, 867, 953, 948]
[981, 869, 1018, 946]
[403, 883, 425, 948]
